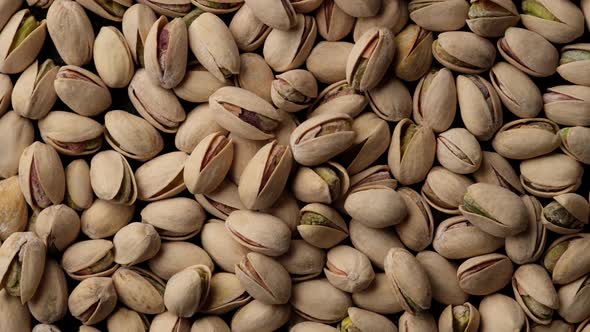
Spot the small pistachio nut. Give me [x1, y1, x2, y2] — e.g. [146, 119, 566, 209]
[39, 111, 103, 156]
[0, 289, 32, 332]
[113, 222, 161, 266]
[560, 126, 590, 164]
[308, 80, 368, 119]
[271, 69, 318, 112]
[134, 151, 188, 201]
[12, 59, 58, 120]
[291, 278, 352, 324]
[421, 166, 473, 215]
[141, 197, 206, 241]
[276, 239, 326, 281]
[191, 316, 231, 332]
[498, 27, 559, 77]
[112, 267, 165, 314]
[0, 74, 12, 117]
[226, 210, 291, 256]
[512, 264, 559, 325]
[0, 176, 28, 241]
[230, 300, 291, 332]
[68, 277, 117, 325]
[490, 61, 543, 118]
[144, 16, 187, 89]
[387, 118, 436, 185]
[235, 252, 291, 304]
[543, 85, 590, 126]
[122, 3, 157, 66]
[408, 0, 469, 32]
[393, 24, 433, 82]
[417, 251, 468, 306]
[506, 195, 547, 264]
[337, 307, 397, 332]
[0, 9, 47, 74]
[195, 179, 246, 220]
[456, 74, 503, 141]
[263, 14, 317, 72]
[521, 0, 584, 44]
[34, 204, 80, 253]
[104, 110, 164, 161]
[0, 0, 22, 31]
[384, 248, 432, 314]
[80, 199, 134, 239]
[399, 311, 438, 332]
[413, 67, 457, 133]
[457, 253, 513, 296]
[492, 118, 560, 160]
[479, 294, 529, 332]
[433, 31, 496, 74]
[243, 0, 296, 30]
[54, 66, 111, 117]
[520, 153, 583, 198]
[229, 4, 271, 52]
[315, 0, 354, 42]
[202, 272, 251, 315]
[192, 0, 242, 14]
[200, 220, 250, 273]
[542, 193, 589, 235]
[90, 150, 137, 206]
[147, 241, 214, 281]
[298, 203, 348, 249]
[557, 275, 590, 323]
[324, 245, 374, 293]
[46, 0, 94, 66]
[61, 239, 118, 280]
[234, 53, 274, 103]
[433, 215, 504, 260]
[27, 259, 68, 324]
[352, 273, 403, 315]
[466, 0, 519, 37]
[138, 0, 191, 17]
[93, 26, 135, 88]
[0, 112, 33, 179]
[150, 311, 190, 332]
[438, 303, 480, 332]
[164, 265, 211, 317]
[558, 44, 590, 86]
[473, 151, 524, 194]
[291, 322, 338, 332]
[436, 128, 482, 174]
[346, 28, 395, 92]
[367, 75, 412, 122]
[344, 183, 407, 229]
[354, 0, 408, 39]
[349, 216, 405, 270]
[306, 41, 353, 84]
[175, 104, 228, 153]
[77, 0, 131, 21]
[0, 232, 46, 303]
[18, 142, 65, 211]
[107, 307, 150, 332]
[396, 187, 434, 252]
[184, 132, 233, 195]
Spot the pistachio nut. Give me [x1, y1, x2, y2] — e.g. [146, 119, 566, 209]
[422, 166, 473, 215]
[290, 278, 352, 324]
[543, 85, 590, 126]
[399, 311, 438, 332]
[473, 151, 524, 194]
[542, 193, 589, 235]
[112, 267, 165, 314]
[226, 210, 291, 256]
[417, 251, 468, 306]
[558, 44, 590, 86]
[68, 277, 117, 325]
[184, 132, 233, 195]
[263, 14, 317, 72]
[76, 0, 131, 21]
[433, 215, 504, 260]
[0, 112, 33, 179]
[122, 3, 157, 66]
[191, 316, 231, 332]
[512, 264, 559, 324]
[234, 53, 274, 103]
[263, 190, 301, 233]
[229, 4, 271, 52]
[315, 0, 355, 42]
[235, 252, 291, 304]
[544, 234, 590, 285]
[457, 253, 513, 296]
[384, 248, 432, 314]
[352, 273, 403, 314]
[147, 241, 214, 281]
[164, 264, 211, 317]
[466, 0, 519, 37]
[520, 153, 583, 198]
[46, 0, 93, 66]
[456, 74, 503, 141]
[291, 0, 323, 13]
[54, 65, 111, 117]
[346, 28, 395, 92]
[276, 239, 326, 281]
[271, 69, 318, 112]
[521, 0, 584, 44]
[393, 24, 433, 82]
[433, 31, 496, 74]
[506, 195, 547, 264]
[138, 0, 191, 17]
[149, 311, 190, 332]
[113, 222, 161, 266]
[135, 151, 188, 201]
[557, 275, 590, 323]
[193, 0, 242, 14]
[298, 203, 348, 249]
[291, 322, 338, 332]
[195, 179, 246, 220]
[104, 110, 164, 161]
[144, 16, 187, 89]
[412, 67, 457, 133]
[308, 80, 368, 119]
[90, 150, 137, 205]
[532, 320, 574, 332]
[243, 0, 296, 30]
[338, 307, 397, 332]
[0, 289, 32, 332]
[395, 187, 434, 252]
[107, 307, 150, 332]
[175, 104, 228, 153]
[306, 41, 353, 84]
[200, 220, 250, 273]
[94, 26, 134, 88]
[0, 9, 47, 74]
[32, 324, 61, 332]
[39, 111, 103, 156]
[12, 59, 58, 120]
[324, 245, 374, 293]
[367, 75, 412, 122]
[61, 239, 118, 280]
[489, 61, 543, 118]
[80, 199, 134, 239]
[492, 118, 560, 160]
[438, 302, 480, 332]
[27, 259, 68, 324]
[230, 300, 291, 332]
[33, 204, 80, 253]
[408, 0, 469, 32]
[349, 219, 404, 270]
[498, 27, 559, 77]
[0, 74, 12, 117]
[388, 118, 436, 185]
[354, 0, 407, 40]
[436, 128, 482, 174]
[0, 176, 28, 241]
[141, 197, 205, 241]
[560, 126, 590, 164]
[0, 0, 22, 31]
[344, 183, 407, 229]
[201, 272, 251, 314]
[18, 142, 65, 210]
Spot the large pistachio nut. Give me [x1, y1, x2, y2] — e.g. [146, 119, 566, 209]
[416, 251, 468, 306]
[412, 67, 456, 133]
[291, 278, 351, 324]
[104, 110, 164, 161]
[94, 26, 134, 88]
[489, 61, 543, 118]
[466, 0, 519, 37]
[61, 239, 118, 280]
[436, 128, 482, 174]
[520, 153, 583, 198]
[39, 111, 103, 156]
[388, 118, 436, 185]
[393, 187, 433, 252]
[408, 0, 468, 32]
[393, 24, 433, 82]
[291, 322, 338, 332]
[315, 0, 354, 42]
[354, 0, 408, 39]
[308, 80, 368, 119]
[544, 234, 590, 285]
[306, 41, 353, 84]
[0, 74, 12, 117]
[324, 245, 374, 293]
[12, 59, 58, 120]
[80, 199, 134, 239]
[135, 151, 188, 201]
[558, 275, 590, 323]
[147, 241, 214, 281]
[235, 252, 291, 304]
[122, 3, 157, 66]
[344, 185, 407, 229]
[195, 179, 246, 220]
[54, 66, 111, 117]
[0, 289, 32, 332]
[276, 239, 325, 281]
[498, 27, 559, 77]
[0, 112, 33, 179]
[150, 311, 190, 332]
[384, 248, 432, 314]
[138, 0, 191, 17]
[201, 272, 251, 315]
[141, 197, 205, 241]
[432, 32, 496, 74]
[144, 16, 187, 89]
[113, 223, 161, 266]
[33, 204, 80, 253]
[457, 253, 513, 296]
[338, 307, 397, 332]
[90, 150, 137, 205]
[558, 44, 590, 86]
[349, 219, 404, 270]
[492, 118, 560, 160]
[506, 195, 547, 265]
[271, 69, 318, 112]
[0, 9, 47, 74]
[544, 85, 590, 126]
[230, 300, 291, 332]
[399, 311, 438, 332]
[473, 151, 524, 194]
[291, 161, 348, 204]
[542, 193, 589, 235]
[235, 53, 274, 103]
[46, 0, 93, 66]
[422, 166, 473, 215]
[107, 307, 150, 332]
[18, 142, 65, 210]
[352, 273, 403, 314]
[263, 190, 300, 233]
[521, 0, 584, 44]
[229, 4, 271, 52]
[68, 277, 117, 325]
[346, 28, 395, 92]
[0, 176, 28, 241]
[263, 14, 317, 72]
[512, 264, 559, 324]
[191, 316, 231, 332]
[112, 267, 165, 314]
[27, 259, 68, 324]
[175, 104, 228, 153]
[226, 210, 291, 256]
[456, 74, 503, 141]
[438, 302, 480, 332]
[298, 203, 348, 249]
[367, 75, 412, 122]
[200, 220, 249, 273]
[433, 215, 504, 260]
[164, 264, 211, 317]
[560, 126, 590, 164]
[76, 0, 131, 21]
[184, 132, 233, 195]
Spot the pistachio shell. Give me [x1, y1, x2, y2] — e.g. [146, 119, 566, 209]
[107, 307, 150, 332]
[243, 0, 296, 30]
[33, 204, 80, 253]
[290, 279, 352, 324]
[399, 311, 438, 332]
[135, 151, 188, 201]
[324, 245, 374, 293]
[298, 203, 348, 249]
[39, 111, 103, 156]
[271, 69, 318, 112]
[490, 62, 543, 118]
[0, 111, 33, 179]
[229, 4, 271, 52]
[512, 264, 559, 325]
[122, 3, 157, 66]
[144, 16, 187, 89]
[492, 118, 560, 160]
[113, 222, 161, 266]
[195, 179, 246, 220]
[417, 251, 468, 306]
[349, 219, 404, 270]
[560, 126, 590, 164]
[80, 199, 134, 239]
[104, 110, 164, 161]
[147, 241, 214, 280]
[557, 275, 590, 323]
[436, 128, 482, 174]
[352, 273, 403, 315]
[263, 14, 317, 72]
[94, 26, 134, 88]
[54, 66, 111, 117]
[191, 316, 231, 332]
[184, 132, 234, 195]
[557, 44, 590, 86]
[27, 259, 68, 324]
[346, 28, 395, 92]
[12, 59, 59, 120]
[433, 31, 496, 74]
[235, 252, 291, 304]
[308, 80, 368, 119]
[340, 111, 390, 175]
[231, 300, 291, 332]
[520, 153, 583, 198]
[479, 294, 529, 332]
[149, 311, 191, 332]
[226, 210, 291, 256]
[506, 195, 547, 264]
[61, 239, 118, 280]
[68, 277, 117, 325]
[112, 267, 165, 314]
[456, 74, 503, 141]
[395, 187, 434, 252]
[498, 27, 558, 77]
[393, 24, 433, 82]
[276, 239, 325, 281]
[46, 0, 94, 66]
[384, 248, 432, 314]
[367, 75, 412, 122]
[0, 9, 47, 74]
[422, 166, 473, 215]
[473, 151, 524, 194]
[412, 67, 457, 133]
[520, 0, 584, 44]
[234, 53, 274, 103]
[90, 150, 137, 205]
[164, 264, 211, 317]
[409, 0, 468, 32]
[345, 186, 407, 228]
[175, 104, 228, 154]
[201, 272, 250, 315]
[0, 176, 28, 241]
[18, 142, 65, 210]
[542, 193, 589, 235]
[141, 197, 205, 241]
[306, 41, 353, 84]
[0, 289, 32, 332]
[544, 85, 590, 127]
[433, 215, 504, 260]
[315, 0, 354, 41]
[438, 303, 480, 332]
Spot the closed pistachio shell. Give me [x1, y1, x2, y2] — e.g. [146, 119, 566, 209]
[544, 85, 590, 126]
[492, 118, 560, 160]
[112, 267, 165, 314]
[457, 74, 503, 141]
[479, 294, 529, 332]
[277, 239, 325, 281]
[346, 28, 395, 92]
[490, 62, 543, 118]
[413, 67, 456, 133]
[417, 251, 468, 306]
[235, 252, 291, 304]
[521, 0, 584, 44]
[306, 42, 353, 84]
[308, 80, 368, 119]
[291, 278, 352, 324]
[191, 316, 231, 332]
[344, 186, 407, 229]
[0, 176, 28, 241]
[399, 311, 438, 332]
[558, 275, 590, 323]
[324, 245, 374, 293]
[104, 110, 164, 161]
[384, 248, 432, 314]
[34, 204, 80, 253]
[164, 264, 211, 317]
[542, 193, 589, 235]
[315, 0, 354, 41]
[0, 289, 32, 332]
[498, 27, 558, 77]
[94, 26, 134, 88]
[113, 223, 161, 266]
[393, 24, 433, 82]
[338, 307, 397, 332]
[560, 126, 590, 164]
[12, 59, 58, 120]
[195, 179, 246, 220]
[149, 311, 190, 332]
[231, 300, 291, 332]
[144, 16, 187, 89]
[68, 277, 117, 325]
[438, 302, 480, 332]
[229, 4, 271, 52]
[263, 14, 317, 72]
[243, 0, 296, 30]
[473, 151, 524, 194]
[175, 104, 228, 154]
[422, 166, 473, 215]
[352, 273, 403, 315]
[520, 153, 583, 198]
[557, 44, 590, 86]
[18, 142, 65, 210]
[61, 239, 118, 280]
[349, 219, 404, 270]
[135, 151, 188, 201]
[80, 199, 134, 239]
[367, 75, 412, 122]
[177, 64, 232, 102]
[39, 111, 103, 156]
[27, 259, 68, 324]
[201, 272, 251, 315]
[395, 186, 434, 250]
[436, 128, 482, 174]
[90, 150, 137, 205]
[107, 307, 150, 332]
[141, 198, 205, 241]
[298, 203, 348, 249]
[457, 253, 513, 296]
[512, 264, 559, 325]
[433, 31, 495, 74]
[200, 220, 249, 273]
[506, 195, 547, 264]
[122, 3, 157, 66]
[0, 9, 47, 74]
[226, 210, 291, 256]
[184, 132, 233, 195]
[233, 53, 273, 104]
[0, 112, 34, 179]
[54, 66, 111, 117]
[147, 241, 214, 280]
[409, 0, 468, 32]
[46, 0, 93, 66]
[433, 215, 504, 260]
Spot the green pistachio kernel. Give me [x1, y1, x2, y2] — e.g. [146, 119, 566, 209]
[522, 295, 553, 320]
[543, 201, 582, 229]
[559, 127, 571, 141]
[36, 60, 56, 82]
[79, 251, 114, 275]
[96, 0, 127, 18]
[452, 305, 471, 332]
[462, 193, 497, 221]
[183, 8, 205, 27]
[469, 1, 512, 19]
[301, 212, 330, 226]
[543, 240, 569, 272]
[340, 316, 356, 332]
[200, 0, 234, 9]
[400, 123, 417, 157]
[313, 166, 341, 200]
[10, 14, 39, 53]
[522, 0, 560, 22]
[5, 259, 22, 296]
[560, 50, 590, 65]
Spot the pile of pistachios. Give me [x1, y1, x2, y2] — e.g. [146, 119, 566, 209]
[3, 0, 590, 331]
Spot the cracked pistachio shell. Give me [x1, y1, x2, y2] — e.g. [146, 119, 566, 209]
[490, 61, 543, 118]
[417, 251, 467, 306]
[238, 141, 292, 210]
[512, 264, 559, 324]
[367, 75, 412, 122]
[438, 302, 480, 332]
[0, 289, 32, 332]
[271, 69, 318, 112]
[334, 0, 379, 17]
[164, 265, 211, 317]
[399, 311, 438, 332]
[68, 277, 117, 325]
[235, 252, 291, 304]
[107, 307, 150, 332]
[349, 219, 404, 270]
[520, 153, 583, 197]
[135, 151, 188, 201]
[480, 294, 529, 332]
[433, 32, 495, 74]
[521, 0, 584, 44]
[409, 0, 468, 31]
[243, 0, 296, 30]
[542, 193, 589, 235]
[466, 0, 519, 37]
[0, 0, 22, 31]
[291, 279, 351, 324]
[544, 85, 590, 126]
[436, 128, 482, 174]
[105, 111, 164, 161]
[226, 210, 291, 256]
[80, 199, 134, 239]
[12, 59, 58, 120]
[54, 66, 111, 117]
[0, 232, 46, 303]
[533, 320, 573, 332]
[94, 27, 134, 88]
[33, 324, 61, 332]
[141, 197, 205, 241]
[61, 239, 118, 280]
[192, 0, 242, 14]
[308, 80, 368, 119]
[202, 272, 251, 315]
[34, 204, 80, 253]
[0, 74, 12, 117]
[433, 215, 504, 260]
[459, 183, 528, 237]
[27, 259, 68, 324]
[506, 195, 547, 264]
[76, 0, 131, 22]
[393, 24, 433, 82]
[306, 42, 353, 84]
[148, 241, 214, 281]
[473, 151, 524, 194]
[457, 253, 513, 296]
[492, 118, 560, 160]
[352, 273, 403, 315]
[346, 28, 395, 92]
[175, 104, 228, 153]
[0, 9, 47, 74]
[340, 112, 390, 174]
[229, 4, 271, 52]
[384, 248, 432, 314]
[112, 267, 165, 314]
[560, 126, 590, 164]
[498, 27, 558, 77]
[324, 245, 374, 293]
[354, 0, 406, 40]
[298, 203, 348, 249]
[388, 118, 436, 185]
[0, 177, 28, 241]
[113, 223, 161, 266]
[558, 275, 590, 323]
[344, 185, 407, 229]
[191, 316, 230, 332]
[184, 132, 233, 195]
[263, 190, 300, 233]
[395, 187, 434, 252]
[18, 142, 65, 210]
[0, 112, 33, 179]
[263, 14, 317, 72]
[144, 16, 187, 89]
[276, 239, 325, 281]
[231, 300, 291, 332]
[421, 166, 473, 215]
[90, 150, 137, 205]
[122, 3, 157, 66]
[291, 322, 337, 332]
[413, 67, 456, 133]
[46, 0, 93, 66]
[315, 0, 354, 42]
[234, 53, 274, 103]
[457, 74, 503, 141]
[195, 179, 246, 220]
[558, 44, 590, 86]
[150, 311, 190, 332]
[39, 111, 103, 156]
[201, 220, 250, 273]
[338, 307, 397, 332]
[138, 0, 191, 17]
